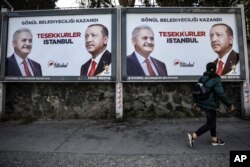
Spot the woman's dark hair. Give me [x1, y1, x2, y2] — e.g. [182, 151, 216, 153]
[206, 62, 218, 77]
[206, 62, 216, 72]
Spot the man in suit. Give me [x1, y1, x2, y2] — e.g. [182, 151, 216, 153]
[127, 25, 168, 76]
[210, 23, 239, 76]
[6, 28, 42, 76]
[80, 24, 111, 76]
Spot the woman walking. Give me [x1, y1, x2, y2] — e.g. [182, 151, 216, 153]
[188, 62, 235, 148]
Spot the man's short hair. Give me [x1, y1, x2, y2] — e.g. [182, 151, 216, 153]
[87, 24, 109, 37]
[211, 23, 233, 37]
[13, 28, 33, 42]
[132, 25, 154, 39]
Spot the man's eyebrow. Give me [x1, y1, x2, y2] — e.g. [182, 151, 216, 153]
[142, 36, 154, 39]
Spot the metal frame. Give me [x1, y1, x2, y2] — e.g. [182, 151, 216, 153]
[1, 6, 249, 118]
[115, 7, 123, 118]
[121, 7, 245, 82]
[238, 4, 250, 116]
[0, 8, 117, 82]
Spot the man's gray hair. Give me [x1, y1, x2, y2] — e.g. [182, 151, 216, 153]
[12, 28, 33, 42]
[132, 25, 154, 39]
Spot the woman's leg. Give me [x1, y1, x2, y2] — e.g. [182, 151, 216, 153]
[194, 109, 216, 138]
[209, 110, 217, 140]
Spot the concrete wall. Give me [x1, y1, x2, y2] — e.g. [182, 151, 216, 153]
[3, 82, 241, 120]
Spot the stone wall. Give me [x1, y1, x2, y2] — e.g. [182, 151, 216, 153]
[4, 83, 116, 120]
[123, 82, 241, 118]
[3, 82, 241, 120]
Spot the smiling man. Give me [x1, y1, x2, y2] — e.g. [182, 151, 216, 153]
[6, 28, 42, 76]
[127, 25, 168, 76]
[210, 23, 239, 76]
[80, 24, 111, 77]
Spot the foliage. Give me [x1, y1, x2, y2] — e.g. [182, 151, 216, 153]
[156, 0, 194, 6]
[1, 0, 249, 38]
[119, 0, 136, 7]
[88, 0, 112, 7]
[79, 0, 250, 39]
[0, 0, 58, 10]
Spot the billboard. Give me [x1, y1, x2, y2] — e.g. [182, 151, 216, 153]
[1, 9, 117, 81]
[121, 8, 245, 81]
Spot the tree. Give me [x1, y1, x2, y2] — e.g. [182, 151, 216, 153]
[1, 0, 249, 39]
[0, 0, 58, 10]
[119, 0, 136, 7]
[87, 0, 112, 8]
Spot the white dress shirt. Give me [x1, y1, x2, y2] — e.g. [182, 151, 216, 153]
[134, 51, 159, 76]
[14, 53, 34, 76]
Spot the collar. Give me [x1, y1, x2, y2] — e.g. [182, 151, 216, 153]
[14, 53, 28, 65]
[91, 49, 106, 64]
[217, 49, 233, 64]
[134, 51, 153, 65]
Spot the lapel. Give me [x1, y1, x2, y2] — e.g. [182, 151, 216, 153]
[131, 52, 145, 75]
[214, 50, 239, 75]
[222, 50, 239, 75]
[84, 59, 92, 76]
[27, 59, 35, 76]
[94, 50, 111, 76]
[151, 57, 161, 75]
[9, 54, 22, 76]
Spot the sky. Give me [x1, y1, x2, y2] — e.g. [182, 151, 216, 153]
[56, 0, 79, 8]
[56, 0, 144, 8]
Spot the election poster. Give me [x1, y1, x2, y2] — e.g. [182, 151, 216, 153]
[3, 9, 116, 81]
[122, 8, 244, 81]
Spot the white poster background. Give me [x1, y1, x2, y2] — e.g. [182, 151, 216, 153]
[126, 13, 239, 76]
[7, 14, 112, 76]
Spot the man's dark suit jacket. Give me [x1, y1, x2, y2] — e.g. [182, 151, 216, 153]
[80, 50, 111, 76]
[213, 50, 239, 75]
[6, 54, 42, 76]
[127, 52, 168, 76]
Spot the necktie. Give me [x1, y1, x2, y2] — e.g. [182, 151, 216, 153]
[216, 60, 224, 76]
[22, 60, 32, 76]
[145, 59, 156, 76]
[88, 60, 96, 77]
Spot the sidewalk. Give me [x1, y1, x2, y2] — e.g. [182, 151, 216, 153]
[0, 117, 249, 167]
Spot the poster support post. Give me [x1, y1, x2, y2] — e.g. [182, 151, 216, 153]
[239, 4, 250, 117]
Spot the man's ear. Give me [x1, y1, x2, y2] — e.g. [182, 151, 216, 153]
[104, 36, 108, 45]
[12, 41, 16, 48]
[131, 38, 136, 45]
[229, 36, 233, 45]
